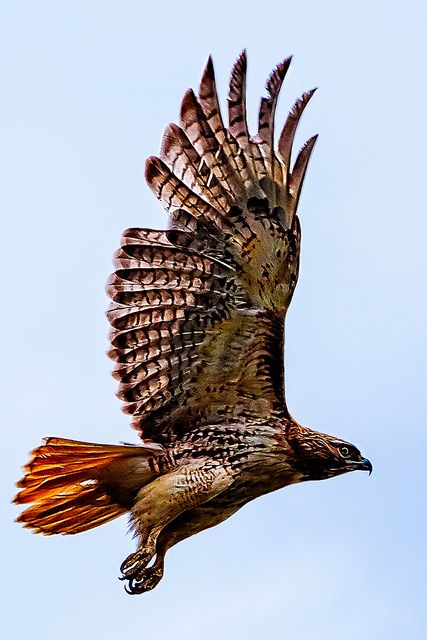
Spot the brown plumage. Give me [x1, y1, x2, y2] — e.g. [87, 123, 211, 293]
[15, 52, 372, 595]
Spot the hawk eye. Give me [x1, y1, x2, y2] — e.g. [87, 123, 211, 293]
[339, 445, 352, 458]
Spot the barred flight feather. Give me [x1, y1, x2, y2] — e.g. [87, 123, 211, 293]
[257, 57, 292, 187]
[107, 52, 316, 439]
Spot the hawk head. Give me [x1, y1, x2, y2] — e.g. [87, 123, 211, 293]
[289, 425, 372, 481]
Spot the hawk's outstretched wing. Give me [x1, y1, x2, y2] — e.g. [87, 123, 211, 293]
[106, 52, 316, 441]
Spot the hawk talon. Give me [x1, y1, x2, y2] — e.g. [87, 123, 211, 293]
[123, 566, 164, 595]
[124, 580, 137, 595]
[119, 549, 153, 579]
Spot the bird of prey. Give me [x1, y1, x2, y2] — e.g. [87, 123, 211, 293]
[15, 52, 372, 595]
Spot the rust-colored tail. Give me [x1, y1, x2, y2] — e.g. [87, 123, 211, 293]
[14, 437, 164, 535]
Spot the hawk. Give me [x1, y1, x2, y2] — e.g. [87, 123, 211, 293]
[15, 52, 372, 595]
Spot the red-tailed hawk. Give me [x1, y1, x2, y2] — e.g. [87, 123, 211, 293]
[15, 52, 372, 595]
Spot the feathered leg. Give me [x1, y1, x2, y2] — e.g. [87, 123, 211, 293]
[129, 501, 245, 593]
[120, 464, 232, 594]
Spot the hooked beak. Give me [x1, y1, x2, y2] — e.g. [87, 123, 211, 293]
[358, 457, 373, 475]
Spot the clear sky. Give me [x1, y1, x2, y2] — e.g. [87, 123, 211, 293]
[1, 1, 426, 638]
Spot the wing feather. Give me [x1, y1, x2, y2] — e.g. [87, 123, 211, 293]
[278, 89, 317, 176]
[257, 57, 292, 187]
[107, 54, 316, 442]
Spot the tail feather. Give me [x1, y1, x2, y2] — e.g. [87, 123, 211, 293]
[15, 437, 164, 535]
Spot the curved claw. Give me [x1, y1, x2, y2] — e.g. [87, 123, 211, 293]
[122, 565, 164, 595]
[119, 549, 152, 579]
[119, 552, 138, 574]
[124, 580, 137, 595]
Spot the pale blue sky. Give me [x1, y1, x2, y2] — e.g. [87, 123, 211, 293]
[1, 1, 426, 638]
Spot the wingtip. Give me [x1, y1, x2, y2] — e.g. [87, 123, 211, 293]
[280, 55, 293, 72]
[295, 134, 319, 161]
[266, 55, 293, 94]
[180, 87, 197, 124]
[278, 88, 318, 170]
[200, 54, 215, 82]
[144, 155, 163, 183]
[278, 55, 293, 76]
[306, 133, 319, 145]
[237, 48, 247, 64]
[231, 49, 247, 79]
[199, 54, 220, 107]
[289, 134, 319, 205]
[160, 123, 177, 158]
